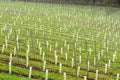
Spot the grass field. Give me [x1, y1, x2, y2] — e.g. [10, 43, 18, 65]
[0, 1, 120, 80]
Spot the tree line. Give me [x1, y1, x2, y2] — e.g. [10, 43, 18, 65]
[12, 0, 120, 7]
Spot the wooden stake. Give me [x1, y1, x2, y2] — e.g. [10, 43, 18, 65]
[55, 56, 58, 65]
[65, 53, 68, 61]
[79, 55, 81, 64]
[42, 52, 45, 61]
[26, 50, 29, 58]
[71, 58, 74, 68]
[46, 41, 49, 48]
[29, 67, 32, 78]
[45, 69, 48, 80]
[108, 60, 111, 68]
[14, 47, 16, 55]
[105, 64, 107, 74]
[43, 60, 46, 71]
[39, 48, 42, 56]
[112, 54, 116, 62]
[98, 53, 100, 61]
[27, 44, 30, 52]
[116, 74, 119, 80]
[77, 66, 80, 77]
[26, 57, 29, 67]
[88, 61, 90, 71]
[63, 72, 66, 80]
[5, 38, 8, 48]
[95, 70, 98, 80]
[94, 57, 96, 66]
[9, 62, 12, 74]
[10, 53, 12, 63]
[2, 45, 5, 53]
[59, 63, 62, 74]
[84, 76, 87, 80]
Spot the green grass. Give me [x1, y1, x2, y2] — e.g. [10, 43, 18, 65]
[0, 1, 120, 80]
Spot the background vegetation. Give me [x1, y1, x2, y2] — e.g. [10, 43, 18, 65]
[10, 0, 120, 7]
